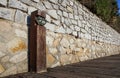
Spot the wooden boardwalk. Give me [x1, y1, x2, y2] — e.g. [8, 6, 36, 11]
[3, 54, 120, 78]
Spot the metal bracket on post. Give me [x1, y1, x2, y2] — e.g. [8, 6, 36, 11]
[29, 10, 47, 73]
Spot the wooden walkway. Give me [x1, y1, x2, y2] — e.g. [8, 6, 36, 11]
[3, 54, 120, 78]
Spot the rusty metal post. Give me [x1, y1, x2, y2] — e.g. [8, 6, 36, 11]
[29, 10, 46, 73]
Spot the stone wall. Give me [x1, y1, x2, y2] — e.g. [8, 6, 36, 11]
[0, 0, 120, 77]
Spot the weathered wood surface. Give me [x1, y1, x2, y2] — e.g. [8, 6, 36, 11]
[3, 54, 120, 78]
[29, 10, 46, 73]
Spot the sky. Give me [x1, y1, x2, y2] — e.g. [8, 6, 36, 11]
[116, 0, 120, 13]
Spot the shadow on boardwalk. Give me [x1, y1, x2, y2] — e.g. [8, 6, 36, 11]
[3, 54, 120, 78]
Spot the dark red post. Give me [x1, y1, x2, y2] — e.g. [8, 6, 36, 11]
[29, 10, 46, 73]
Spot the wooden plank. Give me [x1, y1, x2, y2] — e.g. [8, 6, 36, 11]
[36, 26, 46, 72]
[29, 10, 46, 73]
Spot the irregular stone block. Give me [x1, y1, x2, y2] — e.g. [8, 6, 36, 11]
[45, 23, 56, 32]
[67, 6, 73, 13]
[15, 29, 27, 39]
[15, 10, 27, 24]
[48, 10, 58, 19]
[0, 0, 7, 6]
[46, 36, 54, 47]
[63, 12, 68, 17]
[28, 7, 37, 15]
[32, 0, 39, 3]
[57, 10, 62, 16]
[0, 64, 5, 73]
[49, 0, 58, 4]
[9, 0, 28, 12]
[43, 1, 52, 9]
[0, 7, 15, 21]
[60, 37, 70, 48]
[9, 51, 27, 63]
[55, 27, 65, 33]
[46, 14, 51, 22]
[0, 51, 5, 58]
[0, 66, 17, 77]
[60, 54, 70, 65]
[0, 20, 12, 32]
[47, 53, 56, 67]
[1, 56, 10, 63]
[51, 62, 60, 68]
[49, 48, 58, 55]
[7, 38, 26, 53]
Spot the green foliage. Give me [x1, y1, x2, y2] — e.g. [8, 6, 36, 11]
[78, 0, 120, 33]
[94, 0, 118, 23]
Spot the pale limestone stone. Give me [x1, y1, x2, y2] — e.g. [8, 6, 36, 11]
[57, 10, 62, 16]
[53, 38, 60, 47]
[60, 38, 70, 48]
[7, 38, 26, 53]
[58, 46, 66, 54]
[20, 0, 32, 5]
[75, 26, 80, 31]
[82, 43, 87, 48]
[76, 50, 84, 56]
[47, 53, 56, 67]
[45, 23, 55, 31]
[60, 17, 64, 23]
[15, 29, 27, 39]
[12, 23, 22, 28]
[79, 56, 88, 61]
[70, 25, 75, 30]
[75, 15, 79, 20]
[70, 1, 73, 6]
[49, 48, 58, 55]
[52, 4, 59, 10]
[9, 51, 27, 63]
[15, 10, 27, 24]
[60, 54, 70, 65]
[61, 0, 67, 7]
[0, 0, 7, 6]
[78, 21, 82, 27]
[1, 56, 10, 63]
[55, 27, 65, 33]
[66, 49, 72, 54]
[0, 7, 15, 21]
[48, 10, 58, 19]
[28, 7, 37, 15]
[43, 1, 52, 9]
[66, 27, 72, 34]
[67, 6, 73, 13]
[72, 31, 77, 36]
[0, 64, 5, 73]
[63, 12, 68, 17]
[70, 44, 75, 50]
[46, 36, 54, 47]
[0, 20, 12, 32]
[69, 39, 74, 44]
[51, 62, 60, 68]
[33, 0, 39, 2]
[52, 20, 60, 26]
[72, 19, 77, 25]
[49, 0, 58, 4]
[70, 55, 79, 63]
[1, 66, 17, 77]
[9, 0, 28, 12]
[46, 14, 51, 22]
[69, 13, 74, 19]
[36, 2, 46, 10]
[0, 51, 5, 58]
[0, 42, 6, 52]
